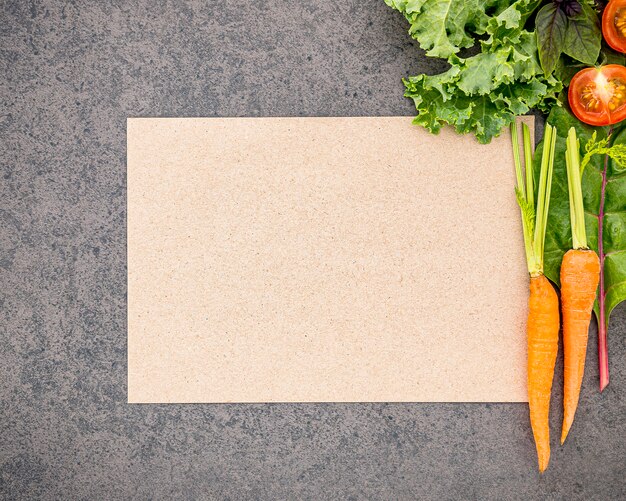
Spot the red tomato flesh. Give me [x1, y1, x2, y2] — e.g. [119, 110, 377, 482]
[568, 65, 626, 126]
[603, 0, 626, 53]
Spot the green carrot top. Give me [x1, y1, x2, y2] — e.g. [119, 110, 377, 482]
[511, 123, 557, 277]
[565, 128, 587, 250]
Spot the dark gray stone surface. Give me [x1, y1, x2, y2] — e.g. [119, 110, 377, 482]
[1, 1, 625, 499]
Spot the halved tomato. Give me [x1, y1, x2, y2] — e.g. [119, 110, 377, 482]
[603, 0, 626, 53]
[568, 65, 626, 126]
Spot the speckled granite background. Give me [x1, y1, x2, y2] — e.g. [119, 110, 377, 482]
[1, 1, 625, 499]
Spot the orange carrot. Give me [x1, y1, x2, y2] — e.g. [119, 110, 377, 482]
[512, 122, 559, 473]
[560, 128, 601, 444]
[527, 274, 560, 472]
[560, 249, 600, 443]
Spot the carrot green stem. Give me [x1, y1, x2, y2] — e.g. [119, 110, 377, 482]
[523, 123, 534, 208]
[565, 127, 587, 250]
[512, 123, 535, 273]
[511, 123, 556, 276]
[512, 121, 525, 191]
[534, 125, 556, 266]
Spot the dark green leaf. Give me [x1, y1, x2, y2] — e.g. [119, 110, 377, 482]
[540, 105, 626, 327]
[599, 42, 626, 66]
[536, 3, 568, 75]
[562, 4, 601, 65]
[553, 56, 584, 86]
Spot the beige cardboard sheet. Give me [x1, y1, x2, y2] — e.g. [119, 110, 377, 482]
[128, 116, 531, 403]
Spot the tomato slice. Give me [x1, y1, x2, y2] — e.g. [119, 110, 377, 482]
[568, 65, 626, 126]
[603, 0, 626, 53]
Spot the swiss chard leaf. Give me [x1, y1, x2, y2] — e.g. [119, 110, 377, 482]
[536, 3, 568, 75]
[600, 128, 626, 325]
[540, 105, 626, 360]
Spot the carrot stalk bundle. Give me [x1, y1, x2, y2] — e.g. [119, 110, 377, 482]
[560, 128, 600, 444]
[511, 123, 559, 473]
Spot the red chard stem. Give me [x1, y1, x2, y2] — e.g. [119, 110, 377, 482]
[597, 127, 612, 392]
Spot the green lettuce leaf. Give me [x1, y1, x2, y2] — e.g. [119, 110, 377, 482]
[402, 33, 562, 143]
[385, 0, 602, 143]
[484, 0, 543, 47]
[387, 0, 562, 143]
[384, 0, 505, 58]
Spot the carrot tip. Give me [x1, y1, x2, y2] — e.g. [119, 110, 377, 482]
[561, 424, 571, 445]
[537, 454, 550, 474]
